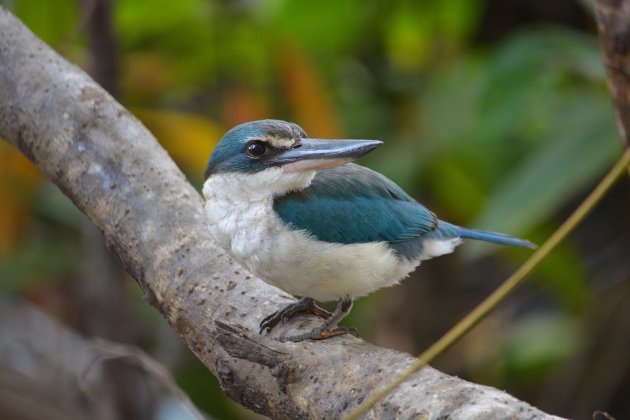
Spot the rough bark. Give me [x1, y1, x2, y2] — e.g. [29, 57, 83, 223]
[0, 8, 561, 419]
[595, 0, 630, 150]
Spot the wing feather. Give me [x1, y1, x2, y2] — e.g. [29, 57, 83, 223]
[273, 164, 437, 247]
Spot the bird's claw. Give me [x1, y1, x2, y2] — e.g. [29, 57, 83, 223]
[347, 326, 360, 336]
[259, 311, 281, 334]
[259, 298, 332, 334]
[260, 295, 356, 342]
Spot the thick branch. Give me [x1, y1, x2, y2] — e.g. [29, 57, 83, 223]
[595, 0, 630, 149]
[0, 8, 560, 419]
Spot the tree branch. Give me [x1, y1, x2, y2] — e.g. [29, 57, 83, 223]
[0, 7, 561, 419]
[595, 0, 630, 150]
[0, 299, 204, 419]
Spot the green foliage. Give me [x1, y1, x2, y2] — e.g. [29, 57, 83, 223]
[384, 0, 482, 71]
[275, 0, 374, 55]
[478, 97, 618, 235]
[2, 1, 626, 418]
[411, 27, 618, 311]
[418, 28, 618, 229]
[503, 313, 584, 385]
[9, 0, 78, 46]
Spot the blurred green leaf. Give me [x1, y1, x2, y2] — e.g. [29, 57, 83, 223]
[384, 0, 482, 72]
[416, 27, 619, 239]
[504, 313, 584, 383]
[11, 0, 78, 46]
[0, 240, 79, 292]
[36, 182, 88, 229]
[474, 92, 620, 236]
[116, 0, 205, 46]
[274, 0, 373, 55]
[428, 158, 487, 220]
[530, 235, 591, 311]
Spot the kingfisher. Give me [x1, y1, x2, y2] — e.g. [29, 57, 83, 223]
[202, 120, 535, 342]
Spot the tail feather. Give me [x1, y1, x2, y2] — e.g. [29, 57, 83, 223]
[439, 222, 536, 249]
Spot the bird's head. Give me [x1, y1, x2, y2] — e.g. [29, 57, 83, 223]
[204, 120, 381, 195]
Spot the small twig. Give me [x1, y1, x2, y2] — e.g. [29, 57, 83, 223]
[347, 148, 630, 419]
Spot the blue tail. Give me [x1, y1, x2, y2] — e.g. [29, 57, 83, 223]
[439, 222, 536, 249]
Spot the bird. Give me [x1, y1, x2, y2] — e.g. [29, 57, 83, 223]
[202, 119, 535, 342]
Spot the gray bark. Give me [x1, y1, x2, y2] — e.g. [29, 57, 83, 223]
[595, 0, 630, 151]
[0, 7, 562, 419]
[0, 299, 203, 420]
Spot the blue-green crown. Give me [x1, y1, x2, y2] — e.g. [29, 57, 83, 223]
[204, 119, 305, 178]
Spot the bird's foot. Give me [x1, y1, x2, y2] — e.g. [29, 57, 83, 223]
[259, 297, 332, 334]
[278, 325, 359, 342]
[274, 295, 357, 342]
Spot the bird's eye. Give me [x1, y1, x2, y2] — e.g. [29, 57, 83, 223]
[246, 141, 267, 158]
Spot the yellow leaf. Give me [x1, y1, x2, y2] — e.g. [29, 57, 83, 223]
[135, 109, 222, 178]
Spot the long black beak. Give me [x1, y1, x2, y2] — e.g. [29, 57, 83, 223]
[269, 138, 382, 172]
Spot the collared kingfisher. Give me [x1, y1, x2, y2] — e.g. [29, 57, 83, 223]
[202, 119, 535, 342]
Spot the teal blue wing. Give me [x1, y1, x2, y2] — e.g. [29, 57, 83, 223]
[273, 164, 437, 257]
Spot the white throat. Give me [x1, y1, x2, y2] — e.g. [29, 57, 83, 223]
[203, 167, 316, 202]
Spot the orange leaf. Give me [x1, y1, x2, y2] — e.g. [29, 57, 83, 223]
[135, 109, 223, 179]
[277, 41, 343, 138]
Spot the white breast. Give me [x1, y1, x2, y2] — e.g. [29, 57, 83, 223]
[202, 168, 455, 302]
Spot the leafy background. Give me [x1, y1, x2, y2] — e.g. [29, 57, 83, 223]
[1, 0, 629, 419]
